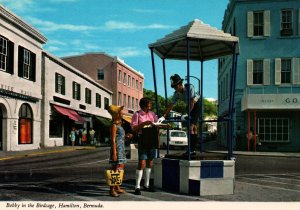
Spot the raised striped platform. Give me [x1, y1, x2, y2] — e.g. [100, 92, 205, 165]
[153, 157, 235, 196]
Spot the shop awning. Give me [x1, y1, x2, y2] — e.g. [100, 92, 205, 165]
[95, 116, 111, 127]
[122, 115, 132, 124]
[52, 105, 85, 123]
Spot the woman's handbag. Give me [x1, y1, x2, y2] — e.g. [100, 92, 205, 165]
[105, 169, 124, 186]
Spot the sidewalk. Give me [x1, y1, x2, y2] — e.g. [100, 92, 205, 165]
[0, 146, 97, 161]
[203, 140, 300, 158]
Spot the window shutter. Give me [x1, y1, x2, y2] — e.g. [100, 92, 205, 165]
[247, 11, 254, 37]
[99, 94, 101, 108]
[72, 82, 75, 99]
[85, 88, 88, 103]
[18, 46, 24, 77]
[55, 73, 58, 93]
[275, 58, 281, 85]
[247, 59, 253, 85]
[263, 59, 270, 85]
[292, 58, 300, 84]
[78, 84, 81, 100]
[6, 40, 14, 74]
[96, 94, 98, 107]
[30, 52, 36, 82]
[264, 10, 270, 36]
[62, 76, 65, 95]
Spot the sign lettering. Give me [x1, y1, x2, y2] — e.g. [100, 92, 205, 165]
[285, 98, 298, 104]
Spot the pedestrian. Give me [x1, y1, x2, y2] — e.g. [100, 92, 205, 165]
[81, 128, 87, 145]
[89, 127, 95, 145]
[70, 127, 76, 147]
[159, 74, 201, 155]
[107, 105, 126, 197]
[75, 128, 81, 145]
[131, 97, 158, 195]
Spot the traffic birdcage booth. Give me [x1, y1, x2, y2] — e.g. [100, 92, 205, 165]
[149, 19, 239, 196]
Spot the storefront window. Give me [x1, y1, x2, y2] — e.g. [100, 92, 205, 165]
[258, 118, 289, 142]
[18, 104, 33, 144]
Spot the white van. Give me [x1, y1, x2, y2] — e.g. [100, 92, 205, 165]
[159, 130, 188, 149]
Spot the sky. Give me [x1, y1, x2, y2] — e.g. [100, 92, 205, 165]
[0, 0, 230, 99]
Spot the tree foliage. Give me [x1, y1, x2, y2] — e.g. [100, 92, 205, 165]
[143, 89, 169, 115]
[143, 88, 217, 117]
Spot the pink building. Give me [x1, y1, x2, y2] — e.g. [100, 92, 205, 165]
[62, 53, 144, 116]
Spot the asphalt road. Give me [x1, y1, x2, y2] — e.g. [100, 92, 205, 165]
[0, 147, 299, 202]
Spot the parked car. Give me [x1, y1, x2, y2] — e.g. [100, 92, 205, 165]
[159, 130, 188, 149]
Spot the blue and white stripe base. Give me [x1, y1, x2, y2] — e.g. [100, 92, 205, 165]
[153, 158, 235, 196]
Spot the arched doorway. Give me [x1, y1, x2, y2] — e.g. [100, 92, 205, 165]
[18, 104, 33, 144]
[0, 107, 2, 150]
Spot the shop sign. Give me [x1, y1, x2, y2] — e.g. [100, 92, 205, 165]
[242, 94, 300, 110]
[0, 88, 38, 103]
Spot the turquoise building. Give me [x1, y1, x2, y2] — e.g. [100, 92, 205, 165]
[218, 0, 300, 152]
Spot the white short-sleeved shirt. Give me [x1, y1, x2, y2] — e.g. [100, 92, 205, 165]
[171, 84, 200, 105]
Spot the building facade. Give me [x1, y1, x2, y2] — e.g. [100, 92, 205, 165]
[218, 0, 300, 152]
[41, 52, 112, 147]
[0, 4, 113, 151]
[0, 4, 47, 151]
[62, 53, 144, 117]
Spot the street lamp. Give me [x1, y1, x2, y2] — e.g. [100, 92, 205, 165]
[185, 76, 200, 95]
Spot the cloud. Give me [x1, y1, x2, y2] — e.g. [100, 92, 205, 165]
[27, 18, 174, 33]
[49, 0, 79, 2]
[0, 0, 34, 12]
[26, 17, 97, 32]
[103, 20, 174, 31]
[131, 8, 160, 14]
[108, 47, 149, 58]
[45, 46, 61, 52]
[0, 0, 54, 13]
[47, 40, 67, 46]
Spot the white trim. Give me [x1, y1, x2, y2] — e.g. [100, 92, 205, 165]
[258, 117, 289, 143]
[0, 4, 47, 43]
[0, 36, 7, 71]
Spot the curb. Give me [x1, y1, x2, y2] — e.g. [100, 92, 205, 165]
[0, 146, 97, 161]
[206, 150, 300, 158]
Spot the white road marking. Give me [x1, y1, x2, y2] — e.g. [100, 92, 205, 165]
[121, 183, 211, 201]
[236, 180, 300, 193]
[263, 175, 300, 183]
[237, 175, 300, 187]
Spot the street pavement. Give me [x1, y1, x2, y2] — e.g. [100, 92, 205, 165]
[0, 142, 300, 203]
[1, 140, 300, 160]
